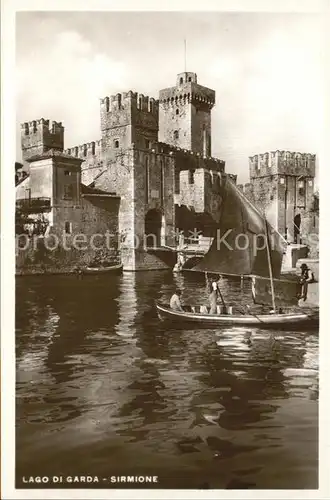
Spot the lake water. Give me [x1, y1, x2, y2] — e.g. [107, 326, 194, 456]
[16, 271, 319, 489]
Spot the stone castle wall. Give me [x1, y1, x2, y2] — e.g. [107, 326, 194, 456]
[100, 91, 159, 152]
[18, 73, 229, 272]
[16, 194, 120, 275]
[249, 151, 316, 179]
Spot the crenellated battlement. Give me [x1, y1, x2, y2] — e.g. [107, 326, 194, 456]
[65, 139, 102, 159]
[159, 72, 215, 109]
[176, 72, 198, 85]
[249, 150, 316, 178]
[147, 141, 225, 172]
[21, 119, 64, 136]
[100, 91, 159, 117]
[21, 118, 64, 161]
[237, 182, 253, 192]
[100, 90, 159, 149]
[159, 72, 215, 155]
[249, 150, 316, 163]
[159, 85, 215, 108]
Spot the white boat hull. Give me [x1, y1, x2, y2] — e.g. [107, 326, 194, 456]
[84, 263, 123, 274]
[156, 303, 318, 329]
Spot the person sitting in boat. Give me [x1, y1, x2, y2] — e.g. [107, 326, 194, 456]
[170, 289, 184, 311]
[299, 263, 314, 301]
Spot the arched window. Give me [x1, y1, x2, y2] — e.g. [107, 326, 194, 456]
[176, 109, 179, 115]
[114, 140, 119, 149]
[188, 77, 192, 82]
[174, 130, 179, 140]
[179, 77, 183, 85]
[189, 170, 194, 184]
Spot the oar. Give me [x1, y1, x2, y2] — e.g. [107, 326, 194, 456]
[217, 283, 226, 307]
[241, 304, 265, 324]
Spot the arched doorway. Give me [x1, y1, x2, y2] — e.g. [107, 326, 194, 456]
[294, 213, 301, 243]
[145, 209, 162, 248]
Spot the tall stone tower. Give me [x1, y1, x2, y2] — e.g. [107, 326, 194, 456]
[97, 91, 177, 270]
[158, 72, 215, 156]
[248, 151, 316, 242]
[100, 91, 159, 156]
[21, 119, 64, 164]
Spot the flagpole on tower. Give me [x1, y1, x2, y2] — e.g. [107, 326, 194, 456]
[184, 38, 187, 72]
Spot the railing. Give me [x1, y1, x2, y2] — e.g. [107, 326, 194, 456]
[16, 197, 51, 213]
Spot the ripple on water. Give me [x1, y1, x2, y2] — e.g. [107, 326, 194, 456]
[15, 272, 319, 488]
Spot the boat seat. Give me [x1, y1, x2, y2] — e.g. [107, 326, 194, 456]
[216, 305, 233, 315]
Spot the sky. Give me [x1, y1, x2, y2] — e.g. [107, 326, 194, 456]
[16, 11, 324, 183]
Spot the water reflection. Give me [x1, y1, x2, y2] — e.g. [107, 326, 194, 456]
[16, 271, 319, 488]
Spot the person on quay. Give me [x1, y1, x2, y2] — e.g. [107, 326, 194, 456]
[299, 263, 314, 301]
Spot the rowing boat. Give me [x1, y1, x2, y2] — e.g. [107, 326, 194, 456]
[156, 302, 318, 329]
[84, 263, 123, 274]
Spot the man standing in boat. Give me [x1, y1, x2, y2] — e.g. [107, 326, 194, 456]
[206, 273, 225, 314]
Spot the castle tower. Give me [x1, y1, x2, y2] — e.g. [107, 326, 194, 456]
[14, 147, 83, 238]
[248, 151, 316, 242]
[25, 150, 82, 207]
[21, 119, 64, 164]
[100, 91, 159, 156]
[158, 72, 215, 156]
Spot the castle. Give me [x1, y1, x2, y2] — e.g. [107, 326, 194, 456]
[16, 72, 231, 271]
[237, 151, 318, 252]
[16, 71, 318, 273]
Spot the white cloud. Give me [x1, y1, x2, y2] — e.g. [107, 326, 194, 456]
[16, 14, 324, 184]
[17, 30, 130, 152]
[205, 23, 323, 181]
